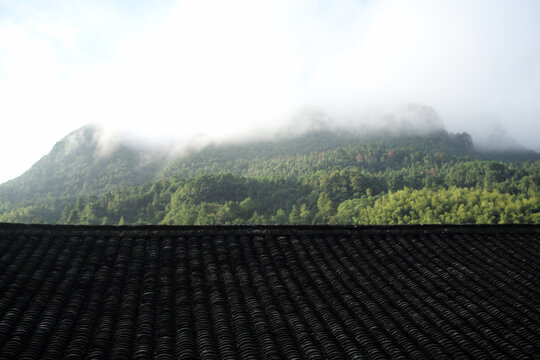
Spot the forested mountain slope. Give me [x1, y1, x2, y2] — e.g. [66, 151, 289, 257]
[0, 125, 475, 204]
[0, 125, 168, 205]
[0, 124, 538, 224]
[160, 129, 475, 177]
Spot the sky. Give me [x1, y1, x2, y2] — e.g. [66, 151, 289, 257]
[0, 0, 539, 183]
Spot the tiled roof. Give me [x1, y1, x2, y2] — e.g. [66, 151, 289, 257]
[0, 224, 539, 359]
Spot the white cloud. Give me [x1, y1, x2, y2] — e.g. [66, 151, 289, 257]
[0, 0, 539, 183]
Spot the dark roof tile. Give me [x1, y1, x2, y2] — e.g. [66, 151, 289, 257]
[0, 224, 539, 358]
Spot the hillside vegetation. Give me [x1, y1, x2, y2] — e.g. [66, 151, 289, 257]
[0, 125, 538, 225]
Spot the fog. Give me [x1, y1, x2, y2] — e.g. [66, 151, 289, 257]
[0, 0, 539, 183]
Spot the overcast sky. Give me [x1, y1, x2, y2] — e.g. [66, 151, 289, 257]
[1, 0, 539, 183]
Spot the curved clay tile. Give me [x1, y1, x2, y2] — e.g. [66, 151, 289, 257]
[0, 224, 538, 359]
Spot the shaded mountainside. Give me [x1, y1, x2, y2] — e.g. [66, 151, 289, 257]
[0, 223, 539, 358]
[0, 125, 538, 225]
[0, 125, 168, 205]
[0, 125, 494, 204]
[160, 129, 477, 178]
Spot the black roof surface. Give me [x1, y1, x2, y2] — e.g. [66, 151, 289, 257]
[0, 224, 539, 359]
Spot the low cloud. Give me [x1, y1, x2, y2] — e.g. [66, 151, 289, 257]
[0, 0, 539, 182]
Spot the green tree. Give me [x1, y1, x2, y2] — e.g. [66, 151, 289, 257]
[289, 206, 300, 224]
[317, 192, 334, 220]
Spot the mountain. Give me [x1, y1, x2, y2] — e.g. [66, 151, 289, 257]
[159, 129, 477, 178]
[0, 123, 538, 225]
[0, 125, 475, 203]
[0, 125, 168, 206]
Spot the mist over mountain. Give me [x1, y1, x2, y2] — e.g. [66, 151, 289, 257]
[0, 107, 537, 207]
[0, 125, 168, 205]
[0, 110, 538, 225]
[2, 0, 539, 187]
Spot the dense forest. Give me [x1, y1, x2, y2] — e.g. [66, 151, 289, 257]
[0, 126, 538, 225]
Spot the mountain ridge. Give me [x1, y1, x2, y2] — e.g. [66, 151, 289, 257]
[1, 123, 538, 203]
[0, 123, 538, 225]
